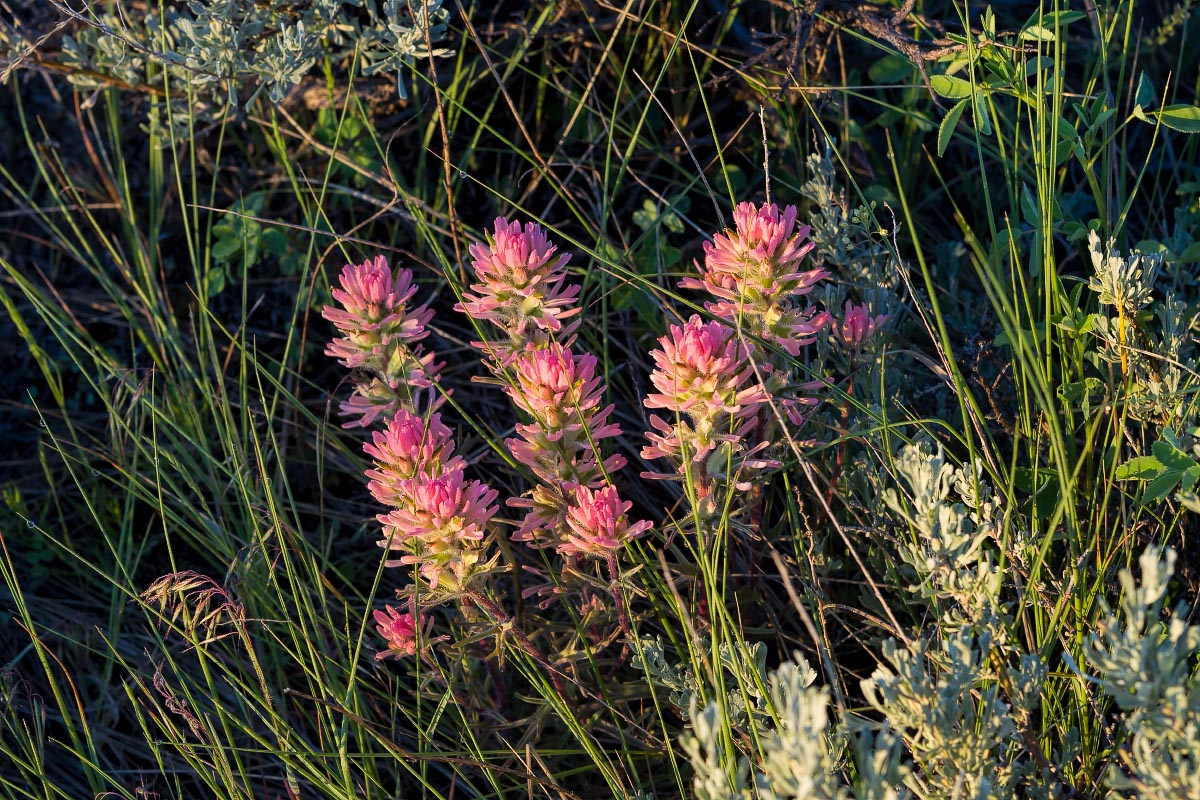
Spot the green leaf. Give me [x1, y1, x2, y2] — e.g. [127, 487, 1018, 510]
[1020, 183, 1040, 227]
[632, 199, 658, 232]
[973, 92, 993, 135]
[869, 54, 913, 84]
[211, 235, 241, 261]
[1115, 455, 1165, 481]
[1056, 114, 1079, 142]
[204, 266, 227, 298]
[261, 228, 289, 256]
[1179, 242, 1200, 262]
[1182, 465, 1200, 493]
[1152, 440, 1196, 472]
[1135, 71, 1156, 109]
[1143, 471, 1182, 505]
[1155, 104, 1200, 133]
[1042, 10, 1086, 25]
[938, 98, 968, 156]
[1025, 56, 1053, 77]
[931, 74, 974, 99]
[1020, 24, 1055, 42]
[1032, 479, 1060, 519]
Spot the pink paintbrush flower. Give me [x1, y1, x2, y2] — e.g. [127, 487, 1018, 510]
[836, 301, 889, 349]
[322, 256, 443, 425]
[507, 345, 620, 444]
[458, 218, 581, 357]
[323, 256, 434, 369]
[378, 468, 499, 591]
[373, 604, 432, 660]
[560, 484, 651, 560]
[504, 344, 625, 544]
[644, 316, 764, 414]
[364, 410, 465, 507]
[682, 202, 830, 354]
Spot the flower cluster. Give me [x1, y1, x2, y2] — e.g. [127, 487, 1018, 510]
[373, 603, 432, 660]
[563, 484, 653, 560]
[836, 301, 889, 350]
[682, 202, 830, 355]
[322, 256, 442, 427]
[323, 258, 503, 656]
[365, 410, 498, 592]
[506, 344, 624, 488]
[642, 316, 770, 467]
[461, 218, 648, 559]
[457, 218, 581, 362]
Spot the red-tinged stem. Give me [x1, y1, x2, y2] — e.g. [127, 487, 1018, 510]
[467, 590, 568, 699]
[606, 550, 632, 649]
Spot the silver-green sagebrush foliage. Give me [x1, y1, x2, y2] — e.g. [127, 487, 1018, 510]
[33, 0, 450, 115]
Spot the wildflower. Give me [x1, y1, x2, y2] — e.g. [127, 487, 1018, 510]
[322, 256, 442, 426]
[373, 604, 431, 660]
[378, 468, 499, 591]
[836, 301, 889, 349]
[458, 218, 581, 357]
[323, 256, 434, 370]
[642, 315, 769, 465]
[682, 202, 830, 354]
[561, 484, 651, 560]
[505, 344, 624, 480]
[364, 410, 465, 507]
[508, 345, 609, 434]
[509, 483, 573, 549]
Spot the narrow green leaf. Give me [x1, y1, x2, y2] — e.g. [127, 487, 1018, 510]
[1135, 71, 1156, 109]
[973, 92, 993, 135]
[1020, 183, 1040, 227]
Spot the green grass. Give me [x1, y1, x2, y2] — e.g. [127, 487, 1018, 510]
[2, 0, 1199, 797]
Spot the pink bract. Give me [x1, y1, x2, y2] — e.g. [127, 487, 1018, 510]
[457, 218, 581, 352]
[373, 604, 430, 660]
[378, 468, 498, 591]
[644, 315, 767, 418]
[323, 256, 434, 369]
[364, 410, 465, 507]
[560, 484, 651, 559]
[508, 345, 611, 433]
[682, 201, 830, 354]
[837, 301, 889, 348]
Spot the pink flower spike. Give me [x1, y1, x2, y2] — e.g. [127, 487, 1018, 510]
[373, 604, 431, 660]
[683, 201, 830, 352]
[378, 468, 499, 591]
[644, 315, 767, 419]
[322, 256, 434, 369]
[560, 484, 651, 560]
[837, 301, 889, 349]
[364, 410, 465, 506]
[457, 218, 581, 346]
